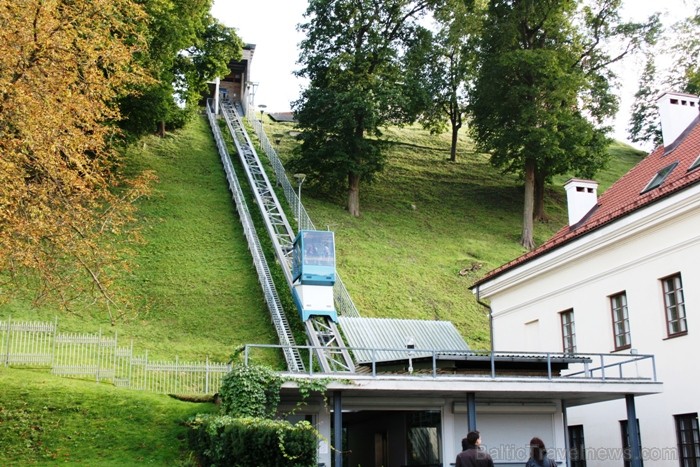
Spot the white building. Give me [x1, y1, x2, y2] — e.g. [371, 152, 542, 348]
[472, 91, 700, 467]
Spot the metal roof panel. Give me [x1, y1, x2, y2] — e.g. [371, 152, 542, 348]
[338, 317, 470, 364]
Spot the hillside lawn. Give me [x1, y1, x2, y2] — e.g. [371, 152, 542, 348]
[0, 113, 645, 464]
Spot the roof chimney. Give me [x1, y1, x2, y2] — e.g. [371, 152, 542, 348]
[657, 91, 700, 148]
[564, 179, 598, 226]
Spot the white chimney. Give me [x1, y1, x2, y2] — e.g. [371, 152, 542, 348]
[657, 91, 700, 148]
[564, 179, 598, 226]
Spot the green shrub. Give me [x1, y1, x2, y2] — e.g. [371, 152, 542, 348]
[218, 364, 283, 418]
[188, 414, 317, 466]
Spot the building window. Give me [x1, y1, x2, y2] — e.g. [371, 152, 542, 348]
[568, 425, 587, 467]
[560, 309, 576, 354]
[688, 155, 700, 172]
[661, 273, 687, 337]
[642, 161, 678, 193]
[610, 292, 631, 350]
[406, 411, 441, 465]
[675, 413, 700, 467]
[620, 419, 644, 467]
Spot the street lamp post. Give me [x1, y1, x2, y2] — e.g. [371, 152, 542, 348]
[293, 173, 306, 232]
[258, 104, 267, 124]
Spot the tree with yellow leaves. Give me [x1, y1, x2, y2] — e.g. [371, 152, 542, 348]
[0, 0, 156, 323]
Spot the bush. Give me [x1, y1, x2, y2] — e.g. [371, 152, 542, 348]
[188, 414, 318, 467]
[218, 364, 283, 418]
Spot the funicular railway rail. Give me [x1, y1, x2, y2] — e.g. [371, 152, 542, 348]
[205, 100, 304, 373]
[215, 99, 355, 373]
[241, 104, 360, 320]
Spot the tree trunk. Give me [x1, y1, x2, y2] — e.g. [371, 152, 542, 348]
[347, 172, 360, 217]
[534, 169, 547, 221]
[157, 120, 166, 138]
[450, 124, 459, 162]
[449, 103, 462, 162]
[520, 159, 536, 250]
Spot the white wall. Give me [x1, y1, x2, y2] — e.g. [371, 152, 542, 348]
[485, 197, 700, 466]
[445, 402, 564, 466]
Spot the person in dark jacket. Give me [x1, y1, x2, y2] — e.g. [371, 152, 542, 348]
[525, 437, 556, 467]
[455, 430, 495, 467]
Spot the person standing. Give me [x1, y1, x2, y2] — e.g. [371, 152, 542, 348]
[455, 430, 495, 467]
[525, 437, 556, 467]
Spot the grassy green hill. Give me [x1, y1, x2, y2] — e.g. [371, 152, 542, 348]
[0, 113, 645, 464]
[267, 119, 645, 347]
[0, 367, 217, 466]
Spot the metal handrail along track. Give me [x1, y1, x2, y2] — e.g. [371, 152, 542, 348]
[205, 100, 304, 373]
[218, 100, 354, 373]
[221, 100, 295, 282]
[242, 103, 361, 319]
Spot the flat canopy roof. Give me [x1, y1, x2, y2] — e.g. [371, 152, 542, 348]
[279, 373, 662, 408]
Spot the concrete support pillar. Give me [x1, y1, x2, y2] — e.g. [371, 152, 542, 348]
[562, 400, 570, 467]
[626, 394, 643, 467]
[467, 392, 477, 432]
[334, 391, 343, 467]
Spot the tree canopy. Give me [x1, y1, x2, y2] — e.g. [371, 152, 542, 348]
[0, 0, 241, 323]
[468, 0, 658, 249]
[292, 0, 434, 216]
[403, 0, 485, 161]
[0, 0, 158, 321]
[118, 0, 242, 138]
[629, 6, 699, 146]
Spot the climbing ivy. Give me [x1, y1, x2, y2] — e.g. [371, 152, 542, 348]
[219, 364, 283, 418]
[219, 363, 347, 419]
[201, 363, 347, 465]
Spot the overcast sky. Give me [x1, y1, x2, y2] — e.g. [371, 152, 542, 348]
[211, 0, 697, 148]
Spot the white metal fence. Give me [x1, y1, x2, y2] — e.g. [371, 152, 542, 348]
[1, 317, 230, 395]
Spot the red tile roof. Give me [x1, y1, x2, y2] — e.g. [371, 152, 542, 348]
[472, 115, 700, 288]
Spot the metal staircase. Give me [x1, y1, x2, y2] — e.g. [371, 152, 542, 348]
[216, 99, 355, 373]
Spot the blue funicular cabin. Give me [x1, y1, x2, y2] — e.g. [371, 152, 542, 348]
[291, 230, 337, 322]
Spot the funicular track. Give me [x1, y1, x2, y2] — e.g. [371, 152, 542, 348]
[217, 99, 354, 373]
[205, 100, 305, 373]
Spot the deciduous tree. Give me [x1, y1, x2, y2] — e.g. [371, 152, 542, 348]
[292, 0, 434, 216]
[628, 57, 663, 147]
[629, 6, 699, 146]
[403, 0, 485, 161]
[0, 0, 155, 322]
[119, 0, 241, 138]
[469, 0, 658, 249]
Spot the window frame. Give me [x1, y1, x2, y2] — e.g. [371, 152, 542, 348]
[661, 273, 688, 338]
[560, 309, 576, 354]
[688, 154, 700, 173]
[610, 291, 631, 351]
[641, 161, 679, 193]
[620, 419, 644, 467]
[568, 425, 587, 467]
[675, 413, 700, 467]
